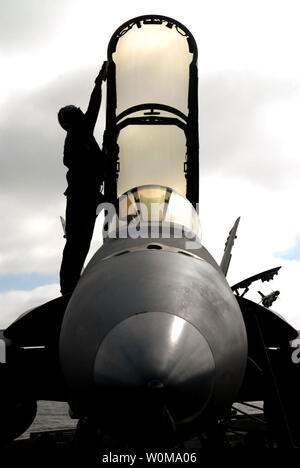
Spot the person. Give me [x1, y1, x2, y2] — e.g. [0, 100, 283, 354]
[58, 61, 108, 295]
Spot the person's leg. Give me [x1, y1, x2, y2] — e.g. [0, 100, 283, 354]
[60, 195, 97, 295]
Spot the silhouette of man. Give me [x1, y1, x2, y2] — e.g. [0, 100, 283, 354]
[58, 62, 108, 295]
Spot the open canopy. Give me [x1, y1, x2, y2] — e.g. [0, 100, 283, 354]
[104, 15, 199, 207]
[111, 18, 193, 115]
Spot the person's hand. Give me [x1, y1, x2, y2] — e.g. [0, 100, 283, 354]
[95, 61, 108, 84]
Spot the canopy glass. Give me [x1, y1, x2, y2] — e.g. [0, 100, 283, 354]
[112, 22, 193, 115]
[116, 125, 186, 196]
[107, 185, 200, 237]
[105, 16, 198, 203]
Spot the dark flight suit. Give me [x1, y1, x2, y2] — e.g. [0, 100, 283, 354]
[60, 81, 106, 295]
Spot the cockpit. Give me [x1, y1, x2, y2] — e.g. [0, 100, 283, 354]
[106, 184, 200, 239]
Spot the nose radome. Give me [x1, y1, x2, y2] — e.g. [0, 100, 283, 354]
[94, 312, 215, 423]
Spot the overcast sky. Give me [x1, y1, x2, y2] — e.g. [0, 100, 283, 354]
[0, 0, 300, 329]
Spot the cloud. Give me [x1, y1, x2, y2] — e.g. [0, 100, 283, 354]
[275, 235, 300, 261]
[0, 67, 103, 198]
[199, 173, 300, 330]
[0, 1, 73, 52]
[200, 72, 300, 188]
[0, 67, 105, 275]
[0, 283, 60, 329]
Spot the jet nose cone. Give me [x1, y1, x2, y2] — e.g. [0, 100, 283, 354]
[94, 312, 215, 428]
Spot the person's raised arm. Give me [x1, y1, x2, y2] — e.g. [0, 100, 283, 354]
[85, 61, 108, 132]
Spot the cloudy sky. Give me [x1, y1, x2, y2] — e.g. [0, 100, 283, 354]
[0, 0, 299, 329]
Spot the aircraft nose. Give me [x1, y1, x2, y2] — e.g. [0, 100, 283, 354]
[94, 312, 215, 427]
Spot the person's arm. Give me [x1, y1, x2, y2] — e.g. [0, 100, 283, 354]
[85, 61, 108, 132]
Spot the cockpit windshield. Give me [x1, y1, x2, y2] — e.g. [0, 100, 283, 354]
[106, 184, 200, 238]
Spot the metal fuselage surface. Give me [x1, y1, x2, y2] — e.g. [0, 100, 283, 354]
[60, 222, 247, 438]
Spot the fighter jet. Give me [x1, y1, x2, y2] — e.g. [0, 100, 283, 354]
[0, 15, 299, 449]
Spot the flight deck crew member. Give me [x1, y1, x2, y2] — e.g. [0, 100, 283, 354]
[58, 61, 108, 295]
